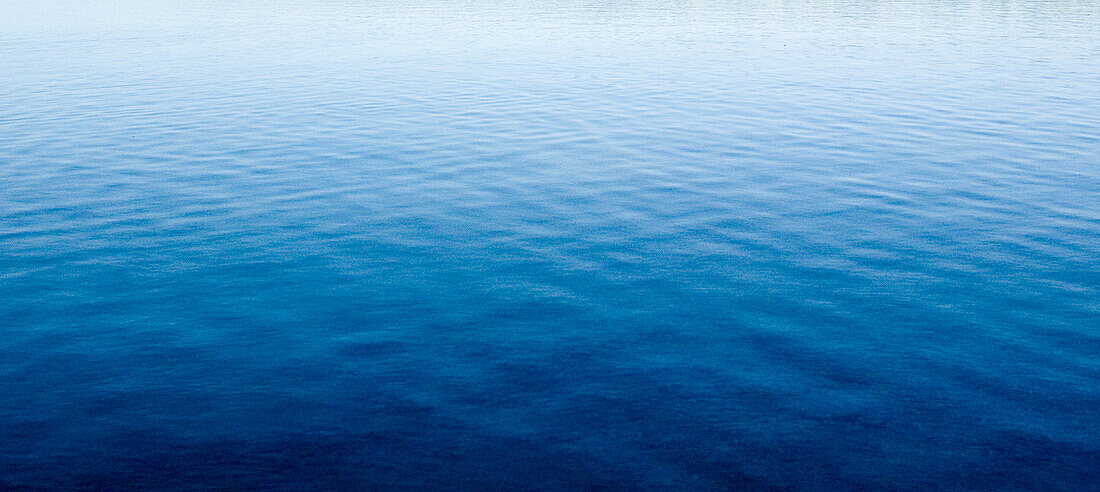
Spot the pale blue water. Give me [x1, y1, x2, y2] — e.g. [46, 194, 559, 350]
[2, 0, 1099, 488]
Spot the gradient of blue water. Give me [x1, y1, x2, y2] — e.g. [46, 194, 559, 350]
[2, 0, 1099, 488]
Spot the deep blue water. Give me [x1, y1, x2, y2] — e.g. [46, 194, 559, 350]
[2, 0, 1099, 488]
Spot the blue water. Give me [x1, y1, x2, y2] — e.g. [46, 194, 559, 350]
[2, 0, 1099, 488]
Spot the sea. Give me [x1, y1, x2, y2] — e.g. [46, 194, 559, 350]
[1, 0, 1098, 488]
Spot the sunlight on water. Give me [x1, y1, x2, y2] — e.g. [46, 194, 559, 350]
[1, 0, 1099, 488]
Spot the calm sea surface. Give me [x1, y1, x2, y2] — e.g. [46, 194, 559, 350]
[2, 0, 1099, 488]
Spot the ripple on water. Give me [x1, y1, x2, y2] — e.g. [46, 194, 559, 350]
[1, 0, 1099, 488]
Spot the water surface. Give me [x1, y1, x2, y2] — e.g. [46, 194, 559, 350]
[2, 0, 1099, 488]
